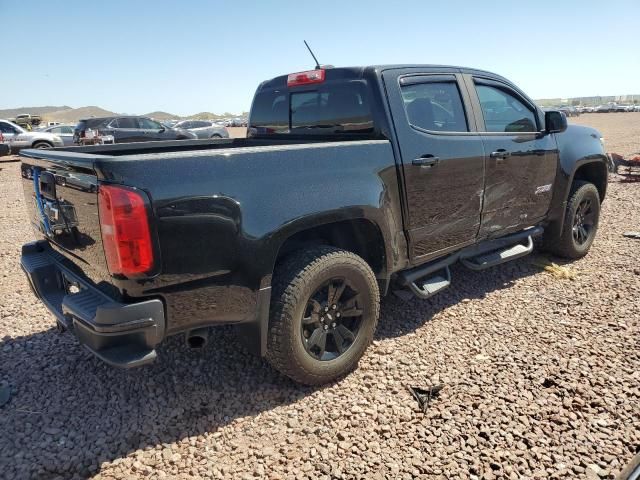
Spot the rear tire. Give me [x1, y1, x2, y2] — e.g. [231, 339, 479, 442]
[32, 142, 53, 149]
[266, 246, 379, 385]
[544, 180, 600, 259]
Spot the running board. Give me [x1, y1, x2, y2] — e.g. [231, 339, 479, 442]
[395, 226, 543, 300]
[461, 236, 534, 271]
[396, 259, 453, 300]
[406, 266, 451, 300]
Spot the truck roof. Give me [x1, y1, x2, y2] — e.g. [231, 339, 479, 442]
[259, 64, 511, 88]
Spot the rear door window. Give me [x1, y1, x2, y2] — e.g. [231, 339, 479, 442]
[117, 117, 138, 129]
[400, 80, 468, 132]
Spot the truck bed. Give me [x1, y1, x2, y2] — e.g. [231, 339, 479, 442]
[19, 137, 397, 336]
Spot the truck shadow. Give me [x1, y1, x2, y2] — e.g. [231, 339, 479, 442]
[0, 255, 546, 478]
[0, 326, 312, 478]
[375, 255, 545, 339]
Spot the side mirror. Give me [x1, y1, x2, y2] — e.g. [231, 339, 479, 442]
[545, 110, 568, 134]
[158, 127, 165, 133]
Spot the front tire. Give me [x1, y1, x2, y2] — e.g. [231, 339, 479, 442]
[266, 246, 380, 385]
[545, 180, 601, 259]
[32, 142, 53, 149]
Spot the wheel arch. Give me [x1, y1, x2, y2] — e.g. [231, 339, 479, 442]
[571, 160, 608, 201]
[270, 213, 391, 290]
[545, 156, 608, 244]
[32, 140, 53, 148]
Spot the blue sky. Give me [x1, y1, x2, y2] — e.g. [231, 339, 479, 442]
[1, 0, 638, 115]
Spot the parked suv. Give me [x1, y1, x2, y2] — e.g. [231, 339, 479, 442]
[0, 119, 64, 151]
[73, 116, 197, 144]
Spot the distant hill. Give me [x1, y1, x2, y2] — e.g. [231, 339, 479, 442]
[144, 111, 178, 121]
[0, 106, 72, 118]
[43, 106, 119, 123]
[0, 105, 248, 123]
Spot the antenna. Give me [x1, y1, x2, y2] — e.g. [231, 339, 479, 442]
[303, 40, 321, 69]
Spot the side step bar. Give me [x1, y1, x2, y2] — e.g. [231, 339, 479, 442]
[396, 226, 543, 300]
[461, 236, 534, 271]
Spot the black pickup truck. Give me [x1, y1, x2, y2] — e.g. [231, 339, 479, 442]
[19, 65, 608, 385]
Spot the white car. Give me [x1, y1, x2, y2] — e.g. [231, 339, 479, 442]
[0, 119, 64, 152]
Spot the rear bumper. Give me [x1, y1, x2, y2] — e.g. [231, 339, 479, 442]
[20, 241, 165, 368]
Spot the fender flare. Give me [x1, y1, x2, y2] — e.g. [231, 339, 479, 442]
[545, 156, 608, 241]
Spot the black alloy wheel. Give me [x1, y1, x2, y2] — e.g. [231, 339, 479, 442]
[572, 198, 596, 245]
[301, 277, 363, 361]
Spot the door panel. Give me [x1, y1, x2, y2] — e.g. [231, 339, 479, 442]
[382, 70, 485, 261]
[108, 118, 144, 143]
[466, 76, 558, 236]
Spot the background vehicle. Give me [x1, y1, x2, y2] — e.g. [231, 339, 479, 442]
[41, 124, 76, 146]
[19, 65, 608, 385]
[558, 106, 580, 117]
[173, 120, 229, 139]
[10, 113, 42, 129]
[73, 116, 197, 144]
[0, 119, 64, 151]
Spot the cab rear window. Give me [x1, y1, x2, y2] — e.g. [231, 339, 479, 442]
[249, 81, 374, 135]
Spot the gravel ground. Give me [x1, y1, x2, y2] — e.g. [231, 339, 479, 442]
[0, 114, 639, 479]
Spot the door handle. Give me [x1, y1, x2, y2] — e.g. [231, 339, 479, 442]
[412, 155, 440, 167]
[490, 149, 511, 160]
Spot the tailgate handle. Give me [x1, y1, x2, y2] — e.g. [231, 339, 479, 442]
[412, 155, 440, 167]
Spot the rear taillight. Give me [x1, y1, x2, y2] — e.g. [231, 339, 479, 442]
[287, 69, 325, 87]
[98, 184, 154, 277]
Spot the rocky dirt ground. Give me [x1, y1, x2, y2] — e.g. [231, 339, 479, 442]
[0, 114, 638, 479]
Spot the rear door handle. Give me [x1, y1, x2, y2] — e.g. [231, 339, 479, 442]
[490, 149, 511, 160]
[412, 155, 440, 167]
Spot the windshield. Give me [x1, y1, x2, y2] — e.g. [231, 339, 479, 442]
[4, 121, 25, 134]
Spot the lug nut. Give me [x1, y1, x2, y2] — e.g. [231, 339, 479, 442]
[331, 323, 336, 328]
[332, 304, 337, 310]
[324, 306, 329, 312]
[336, 312, 341, 318]
[323, 325, 329, 331]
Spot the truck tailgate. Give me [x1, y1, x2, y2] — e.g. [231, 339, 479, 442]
[19, 150, 110, 288]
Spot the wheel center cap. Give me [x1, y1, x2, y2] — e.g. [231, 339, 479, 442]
[326, 313, 333, 321]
